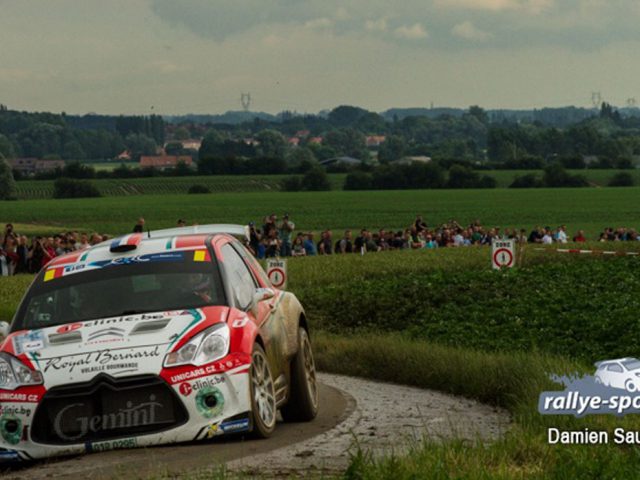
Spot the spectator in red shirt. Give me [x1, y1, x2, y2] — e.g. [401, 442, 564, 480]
[573, 230, 587, 242]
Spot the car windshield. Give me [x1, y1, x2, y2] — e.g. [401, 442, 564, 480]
[12, 253, 226, 331]
[622, 359, 640, 371]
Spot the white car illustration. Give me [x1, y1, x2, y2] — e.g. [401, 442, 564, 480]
[594, 358, 640, 392]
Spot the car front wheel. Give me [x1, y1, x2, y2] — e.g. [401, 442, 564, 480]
[281, 327, 319, 422]
[250, 343, 277, 438]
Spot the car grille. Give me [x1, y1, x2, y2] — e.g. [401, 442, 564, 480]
[31, 374, 188, 445]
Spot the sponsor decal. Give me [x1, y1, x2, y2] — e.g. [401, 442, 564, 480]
[84, 313, 166, 328]
[205, 423, 219, 438]
[0, 415, 22, 445]
[0, 405, 32, 418]
[41, 345, 164, 373]
[179, 377, 225, 397]
[179, 383, 193, 396]
[0, 449, 20, 461]
[0, 392, 40, 403]
[89, 437, 138, 453]
[57, 323, 82, 334]
[85, 327, 126, 346]
[91, 252, 185, 269]
[196, 386, 225, 419]
[231, 316, 249, 328]
[54, 395, 162, 442]
[13, 331, 45, 355]
[220, 418, 250, 433]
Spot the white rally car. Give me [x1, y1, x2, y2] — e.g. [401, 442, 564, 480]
[0, 225, 318, 462]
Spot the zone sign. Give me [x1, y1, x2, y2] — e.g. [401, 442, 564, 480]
[266, 259, 287, 289]
[492, 239, 516, 270]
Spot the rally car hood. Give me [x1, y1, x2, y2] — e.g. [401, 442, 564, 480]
[5, 307, 229, 388]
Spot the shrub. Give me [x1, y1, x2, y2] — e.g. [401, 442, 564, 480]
[52, 177, 101, 199]
[302, 167, 331, 191]
[509, 173, 543, 188]
[609, 172, 635, 187]
[344, 171, 373, 190]
[446, 165, 495, 189]
[188, 184, 211, 194]
[543, 163, 589, 188]
[281, 176, 303, 192]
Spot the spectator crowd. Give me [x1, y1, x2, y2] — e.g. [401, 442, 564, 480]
[244, 214, 640, 259]
[1, 217, 639, 276]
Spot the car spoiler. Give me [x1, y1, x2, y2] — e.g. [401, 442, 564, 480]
[147, 224, 250, 242]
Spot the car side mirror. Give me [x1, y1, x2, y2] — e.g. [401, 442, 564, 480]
[249, 288, 275, 316]
[0, 322, 10, 341]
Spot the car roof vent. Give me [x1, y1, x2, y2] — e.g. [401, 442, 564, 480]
[130, 318, 171, 335]
[110, 233, 142, 253]
[48, 331, 82, 345]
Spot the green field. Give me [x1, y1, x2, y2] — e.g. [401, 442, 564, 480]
[12, 169, 640, 199]
[2, 187, 639, 238]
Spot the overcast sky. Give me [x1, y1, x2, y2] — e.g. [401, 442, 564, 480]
[1, 0, 638, 115]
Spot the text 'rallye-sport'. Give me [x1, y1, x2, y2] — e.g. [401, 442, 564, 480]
[0, 225, 318, 463]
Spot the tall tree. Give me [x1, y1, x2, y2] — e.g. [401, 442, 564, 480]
[0, 157, 17, 200]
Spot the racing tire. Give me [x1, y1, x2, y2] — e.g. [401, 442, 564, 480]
[281, 327, 319, 422]
[250, 343, 277, 438]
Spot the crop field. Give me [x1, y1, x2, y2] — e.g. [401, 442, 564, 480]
[13, 174, 347, 199]
[12, 169, 639, 199]
[1, 187, 639, 238]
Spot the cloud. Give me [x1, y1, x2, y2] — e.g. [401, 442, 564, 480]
[365, 18, 387, 32]
[451, 21, 492, 41]
[304, 17, 334, 29]
[394, 23, 429, 40]
[433, 0, 552, 14]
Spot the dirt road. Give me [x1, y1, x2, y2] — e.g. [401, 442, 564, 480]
[3, 374, 508, 479]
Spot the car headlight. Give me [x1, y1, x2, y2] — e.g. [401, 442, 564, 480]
[0, 353, 43, 390]
[164, 323, 230, 368]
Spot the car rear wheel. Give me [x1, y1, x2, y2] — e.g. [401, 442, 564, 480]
[626, 379, 638, 393]
[281, 327, 319, 422]
[250, 343, 277, 438]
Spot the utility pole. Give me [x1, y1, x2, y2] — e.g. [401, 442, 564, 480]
[241, 93, 251, 112]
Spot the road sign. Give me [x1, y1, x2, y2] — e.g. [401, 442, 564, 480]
[492, 239, 516, 270]
[266, 259, 287, 289]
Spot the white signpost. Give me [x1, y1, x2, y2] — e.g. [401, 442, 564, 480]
[266, 259, 287, 289]
[492, 239, 516, 270]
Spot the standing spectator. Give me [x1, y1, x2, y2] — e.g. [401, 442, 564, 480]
[303, 233, 317, 256]
[262, 214, 277, 239]
[0, 236, 18, 276]
[77, 234, 90, 250]
[248, 222, 261, 256]
[414, 215, 427, 233]
[453, 228, 465, 247]
[317, 230, 333, 255]
[353, 229, 367, 254]
[133, 217, 145, 233]
[265, 229, 280, 258]
[278, 214, 295, 257]
[556, 225, 568, 243]
[292, 234, 306, 257]
[177, 219, 187, 228]
[573, 230, 587, 242]
[15, 236, 29, 274]
[541, 228, 553, 245]
[336, 230, 353, 254]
